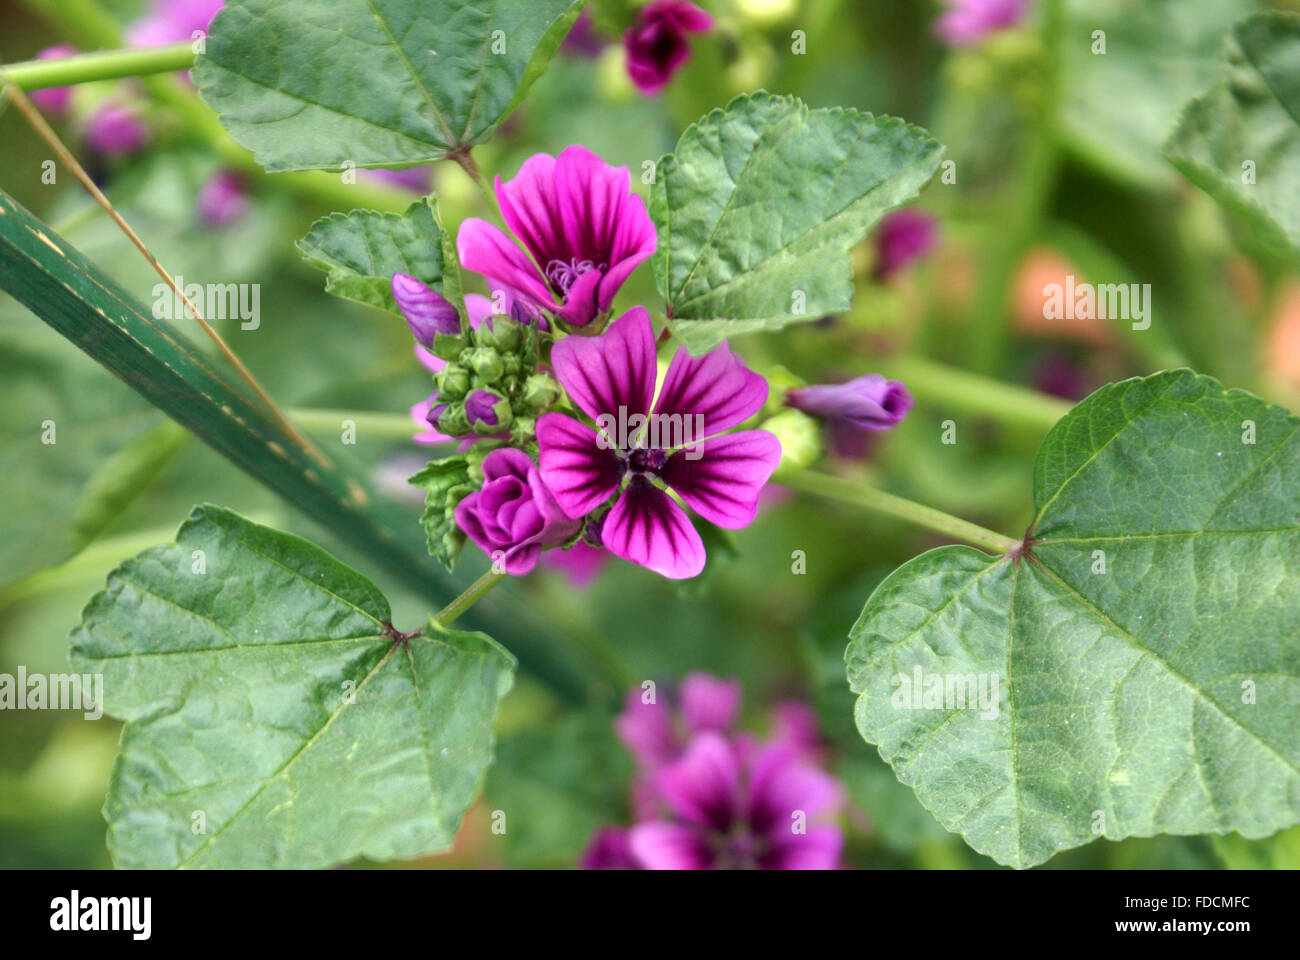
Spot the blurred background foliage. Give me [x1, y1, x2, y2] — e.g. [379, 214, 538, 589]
[2, 0, 1298, 869]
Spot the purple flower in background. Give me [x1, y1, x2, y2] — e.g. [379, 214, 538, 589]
[616, 672, 742, 769]
[628, 733, 844, 869]
[454, 449, 582, 575]
[579, 826, 638, 869]
[196, 170, 249, 226]
[361, 166, 432, 193]
[458, 146, 656, 328]
[787, 374, 913, 432]
[540, 540, 608, 586]
[623, 1, 714, 95]
[83, 102, 149, 156]
[127, 0, 224, 46]
[875, 209, 937, 279]
[562, 9, 605, 58]
[935, 0, 1031, 47]
[1031, 350, 1092, 401]
[392, 273, 461, 346]
[537, 308, 781, 579]
[28, 46, 78, 117]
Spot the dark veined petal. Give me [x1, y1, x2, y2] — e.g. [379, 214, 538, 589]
[654, 342, 769, 436]
[602, 476, 705, 579]
[659, 430, 781, 529]
[549, 307, 657, 423]
[536, 413, 625, 519]
[457, 217, 557, 311]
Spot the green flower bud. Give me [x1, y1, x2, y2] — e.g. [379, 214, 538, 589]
[436, 363, 470, 401]
[430, 331, 467, 361]
[519, 373, 560, 414]
[762, 409, 821, 470]
[466, 346, 504, 383]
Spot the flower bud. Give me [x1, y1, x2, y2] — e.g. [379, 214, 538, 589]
[519, 373, 560, 414]
[467, 389, 512, 433]
[436, 363, 470, 401]
[466, 346, 505, 383]
[392, 273, 460, 345]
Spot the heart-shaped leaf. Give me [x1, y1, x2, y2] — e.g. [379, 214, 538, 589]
[194, 0, 586, 172]
[649, 92, 943, 354]
[846, 370, 1300, 868]
[297, 195, 461, 314]
[71, 505, 515, 869]
[1166, 12, 1300, 258]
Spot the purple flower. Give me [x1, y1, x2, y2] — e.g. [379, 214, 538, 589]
[579, 826, 638, 869]
[537, 308, 781, 579]
[83, 102, 148, 156]
[540, 540, 608, 587]
[562, 9, 605, 58]
[361, 166, 432, 193]
[786, 374, 913, 432]
[465, 286, 548, 331]
[627, 733, 844, 869]
[457, 146, 656, 328]
[28, 46, 78, 117]
[453, 449, 582, 575]
[465, 389, 505, 428]
[875, 209, 938, 279]
[196, 170, 249, 226]
[410, 345, 450, 446]
[935, 0, 1031, 47]
[392, 273, 461, 345]
[127, 0, 224, 47]
[616, 672, 741, 769]
[623, 1, 714, 95]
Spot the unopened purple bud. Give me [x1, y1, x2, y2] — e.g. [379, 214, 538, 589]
[196, 170, 249, 226]
[391, 273, 460, 345]
[84, 102, 148, 156]
[786, 374, 913, 431]
[466, 389, 501, 427]
[875, 209, 937, 279]
[29, 46, 78, 117]
[427, 401, 447, 427]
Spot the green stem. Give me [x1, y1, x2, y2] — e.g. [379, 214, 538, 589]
[777, 468, 1020, 555]
[879, 355, 1072, 433]
[2, 42, 194, 90]
[435, 569, 507, 627]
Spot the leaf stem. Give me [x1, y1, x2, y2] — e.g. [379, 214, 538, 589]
[1, 42, 194, 90]
[776, 468, 1019, 555]
[434, 569, 507, 627]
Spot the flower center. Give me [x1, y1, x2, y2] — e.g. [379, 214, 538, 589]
[627, 447, 668, 474]
[544, 257, 605, 298]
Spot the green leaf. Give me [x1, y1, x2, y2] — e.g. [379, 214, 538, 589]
[649, 92, 943, 354]
[194, 0, 586, 172]
[71, 505, 515, 869]
[296, 194, 462, 314]
[1165, 12, 1300, 258]
[410, 454, 474, 570]
[846, 370, 1300, 869]
[1211, 824, 1300, 869]
[1059, 0, 1255, 188]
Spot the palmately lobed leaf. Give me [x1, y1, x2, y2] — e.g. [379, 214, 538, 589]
[846, 370, 1300, 868]
[71, 505, 515, 869]
[193, 0, 585, 172]
[1165, 12, 1300, 258]
[649, 92, 943, 354]
[296, 196, 459, 314]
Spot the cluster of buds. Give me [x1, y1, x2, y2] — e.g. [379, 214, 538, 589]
[393, 274, 563, 454]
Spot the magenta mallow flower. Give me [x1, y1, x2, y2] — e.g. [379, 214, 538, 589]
[28, 46, 78, 117]
[458, 146, 656, 328]
[361, 166, 432, 193]
[83, 102, 148, 156]
[616, 672, 741, 769]
[786, 374, 913, 433]
[623, 1, 714, 95]
[540, 540, 608, 586]
[875, 208, 938, 279]
[128, 0, 224, 46]
[392, 273, 461, 346]
[628, 733, 845, 870]
[935, 0, 1032, 47]
[579, 826, 638, 869]
[454, 448, 582, 575]
[537, 308, 781, 579]
[562, 9, 605, 58]
[196, 170, 249, 226]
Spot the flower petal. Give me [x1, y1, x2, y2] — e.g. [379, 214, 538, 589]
[457, 217, 556, 310]
[678, 673, 741, 734]
[627, 822, 711, 870]
[536, 413, 624, 519]
[654, 342, 768, 435]
[615, 688, 678, 768]
[659, 430, 782, 529]
[555, 144, 630, 265]
[762, 825, 843, 870]
[652, 731, 740, 830]
[597, 192, 657, 313]
[602, 478, 705, 579]
[494, 152, 565, 266]
[549, 306, 657, 423]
